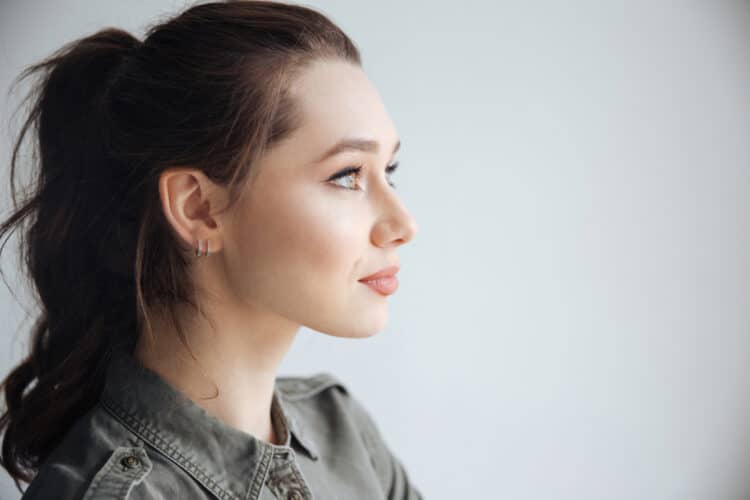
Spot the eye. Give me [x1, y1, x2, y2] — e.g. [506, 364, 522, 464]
[386, 162, 399, 188]
[327, 162, 399, 191]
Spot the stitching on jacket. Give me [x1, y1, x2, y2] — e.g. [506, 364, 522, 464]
[100, 398, 238, 500]
[82, 445, 152, 500]
[244, 445, 272, 500]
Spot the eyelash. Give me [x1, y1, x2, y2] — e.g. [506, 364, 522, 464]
[328, 162, 399, 191]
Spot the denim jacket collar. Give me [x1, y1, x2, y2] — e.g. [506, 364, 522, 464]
[99, 345, 320, 500]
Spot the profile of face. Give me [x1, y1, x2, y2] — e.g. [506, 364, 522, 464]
[218, 58, 418, 339]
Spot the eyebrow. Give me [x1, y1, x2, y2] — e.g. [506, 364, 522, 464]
[315, 137, 401, 163]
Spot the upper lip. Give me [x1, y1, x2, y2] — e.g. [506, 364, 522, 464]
[359, 265, 400, 281]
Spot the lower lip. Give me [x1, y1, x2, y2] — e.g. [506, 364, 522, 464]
[359, 276, 399, 296]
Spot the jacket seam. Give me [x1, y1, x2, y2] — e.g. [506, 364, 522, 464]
[244, 445, 272, 500]
[82, 445, 152, 499]
[99, 398, 240, 500]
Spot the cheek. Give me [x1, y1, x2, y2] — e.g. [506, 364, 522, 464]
[284, 201, 360, 278]
[229, 182, 366, 306]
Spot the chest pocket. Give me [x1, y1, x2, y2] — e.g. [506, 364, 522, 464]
[82, 445, 152, 499]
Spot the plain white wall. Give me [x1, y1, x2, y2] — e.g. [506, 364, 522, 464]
[1, 1, 749, 499]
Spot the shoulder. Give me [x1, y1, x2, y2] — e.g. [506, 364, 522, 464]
[19, 404, 158, 500]
[275, 371, 351, 401]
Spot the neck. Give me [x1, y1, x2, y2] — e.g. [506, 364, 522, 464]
[133, 300, 300, 445]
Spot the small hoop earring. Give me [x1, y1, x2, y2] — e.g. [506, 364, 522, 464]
[195, 239, 210, 257]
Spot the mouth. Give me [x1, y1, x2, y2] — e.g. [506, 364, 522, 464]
[358, 265, 400, 296]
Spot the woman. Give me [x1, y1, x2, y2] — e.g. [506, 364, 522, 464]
[0, 1, 422, 498]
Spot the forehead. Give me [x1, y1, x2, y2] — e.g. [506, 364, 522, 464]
[287, 58, 398, 158]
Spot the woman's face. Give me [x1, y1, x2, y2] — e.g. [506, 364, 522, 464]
[221, 58, 418, 338]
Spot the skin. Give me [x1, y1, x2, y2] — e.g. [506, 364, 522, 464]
[133, 58, 419, 446]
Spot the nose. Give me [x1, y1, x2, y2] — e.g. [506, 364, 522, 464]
[371, 196, 419, 248]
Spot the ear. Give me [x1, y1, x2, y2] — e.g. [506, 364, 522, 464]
[157, 167, 229, 255]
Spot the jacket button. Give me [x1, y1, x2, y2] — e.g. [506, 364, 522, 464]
[121, 455, 140, 468]
[287, 490, 303, 500]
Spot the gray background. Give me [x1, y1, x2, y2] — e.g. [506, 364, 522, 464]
[1, 1, 749, 499]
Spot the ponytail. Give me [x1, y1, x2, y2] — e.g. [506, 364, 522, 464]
[0, 28, 144, 490]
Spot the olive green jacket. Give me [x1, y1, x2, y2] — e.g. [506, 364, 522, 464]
[19, 346, 424, 499]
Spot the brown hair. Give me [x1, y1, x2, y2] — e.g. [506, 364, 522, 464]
[0, 0, 360, 491]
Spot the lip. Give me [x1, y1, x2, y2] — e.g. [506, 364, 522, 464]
[360, 275, 399, 296]
[358, 265, 400, 282]
[358, 265, 400, 296]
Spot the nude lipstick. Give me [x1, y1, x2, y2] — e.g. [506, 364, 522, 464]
[358, 265, 399, 296]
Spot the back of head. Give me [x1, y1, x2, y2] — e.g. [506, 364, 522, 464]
[0, 1, 360, 493]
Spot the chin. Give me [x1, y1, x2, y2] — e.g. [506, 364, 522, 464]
[316, 320, 386, 339]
